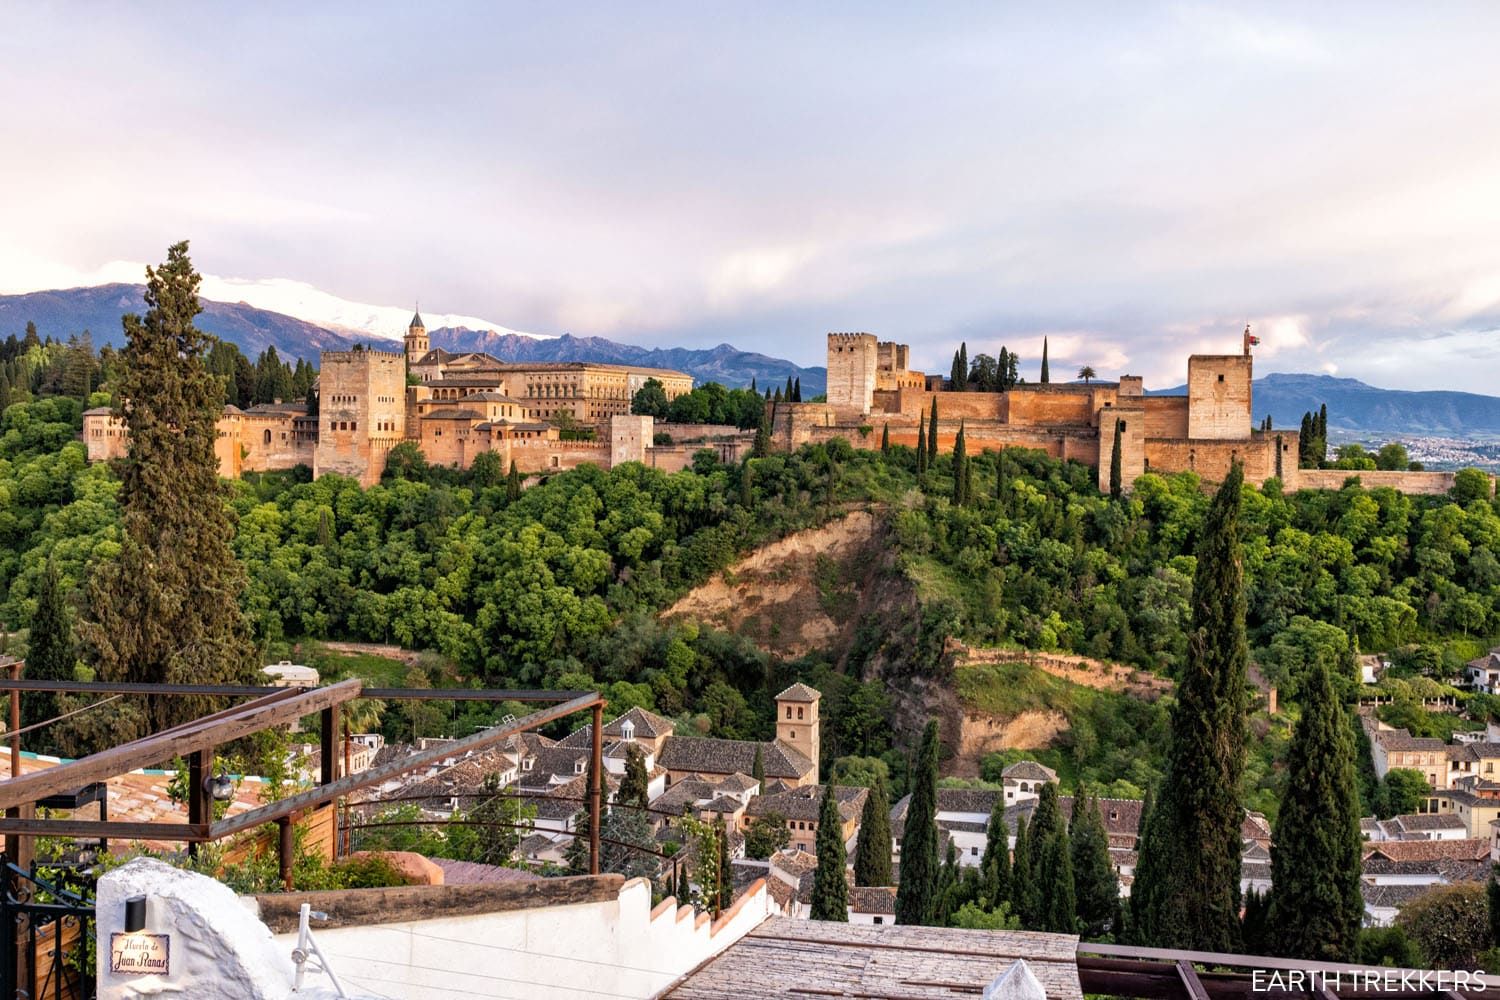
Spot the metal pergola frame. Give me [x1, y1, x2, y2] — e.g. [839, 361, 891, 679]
[0, 676, 607, 885]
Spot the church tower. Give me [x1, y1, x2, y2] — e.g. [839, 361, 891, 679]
[404, 308, 429, 365]
[775, 682, 821, 780]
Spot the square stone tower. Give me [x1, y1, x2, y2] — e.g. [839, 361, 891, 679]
[610, 413, 653, 466]
[314, 348, 407, 487]
[1187, 355, 1253, 440]
[775, 682, 821, 778]
[826, 333, 878, 413]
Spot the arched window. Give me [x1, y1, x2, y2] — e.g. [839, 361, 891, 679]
[263, 429, 272, 445]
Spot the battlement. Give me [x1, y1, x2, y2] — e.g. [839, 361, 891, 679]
[826, 333, 879, 412]
[322, 348, 406, 364]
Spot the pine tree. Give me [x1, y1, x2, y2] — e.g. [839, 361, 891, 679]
[23, 558, 75, 739]
[1109, 418, 1123, 500]
[811, 784, 850, 921]
[895, 720, 940, 926]
[951, 421, 968, 506]
[854, 776, 892, 887]
[1042, 828, 1076, 933]
[927, 398, 938, 458]
[1267, 660, 1363, 961]
[506, 460, 522, 501]
[980, 794, 1010, 907]
[1010, 815, 1038, 928]
[916, 414, 928, 475]
[1070, 787, 1119, 939]
[1132, 463, 1249, 951]
[81, 242, 258, 735]
[880, 423, 890, 455]
[752, 744, 765, 792]
[0, 375, 11, 413]
[1040, 337, 1050, 383]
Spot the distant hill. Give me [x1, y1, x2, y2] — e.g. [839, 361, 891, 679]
[1151, 372, 1500, 437]
[0, 285, 828, 393]
[430, 328, 827, 396]
[0, 284, 362, 362]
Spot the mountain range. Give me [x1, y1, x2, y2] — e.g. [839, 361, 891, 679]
[5, 284, 1500, 436]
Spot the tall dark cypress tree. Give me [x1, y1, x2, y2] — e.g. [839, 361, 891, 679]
[927, 398, 938, 458]
[1010, 815, 1037, 928]
[916, 414, 928, 475]
[1266, 660, 1363, 960]
[1040, 337, 1050, 383]
[1026, 784, 1063, 928]
[793, 377, 802, 403]
[1042, 829, 1076, 933]
[995, 452, 1008, 505]
[880, 422, 890, 455]
[785, 376, 794, 401]
[895, 721, 940, 926]
[1132, 462, 1249, 951]
[1109, 419, 1123, 500]
[23, 558, 75, 738]
[1069, 787, 1119, 939]
[951, 421, 968, 506]
[854, 776, 892, 886]
[506, 460, 522, 501]
[811, 784, 850, 920]
[950, 344, 968, 390]
[980, 795, 1010, 907]
[1274, 434, 1284, 481]
[752, 744, 765, 792]
[82, 242, 258, 735]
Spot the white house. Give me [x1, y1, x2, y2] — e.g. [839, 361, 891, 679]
[1467, 650, 1500, 694]
[1001, 760, 1058, 805]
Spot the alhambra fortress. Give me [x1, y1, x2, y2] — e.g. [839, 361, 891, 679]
[83, 316, 1484, 495]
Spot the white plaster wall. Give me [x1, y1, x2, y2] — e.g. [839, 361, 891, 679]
[274, 877, 771, 1000]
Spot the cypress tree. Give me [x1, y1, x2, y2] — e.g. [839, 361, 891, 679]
[895, 720, 940, 926]
[1132, 462, 1249, 951]
[1040, 337, 1050, 383]
[740, 461, 754, 508]
[1275, 434, 1284, 480]
[980, 794, 1010, 907]
[1010, 815, 1038, 928]
[927, 398, 938, 458]
[880, 422, 890, 455]
[1267, 660, 1363, 961]
[854, 776, 892, 886]
[1070, 787, 1119, 939]
[750, 377, 757, 393]
[1127, 784, 1154, 939]
[1042, 828, 1076, 933]
[1109, 419, 1123, 500]
[785, 376, 794, 401]
[773, 387, 783, 403]
[995, 452, 1008, 505]
[1031, 782, 1062, 843]
[752, 744, 765, 792]
[716, 814, 732, 913]
[950, 344, 967, 390]
[506, 460, 522, 501]
[620, 744, 650, 814]
[952, 421, 968, 506]
[935, 840, 960, 924]
[23, 558, 75, 739]
[916, 414, 928, 475]
[1241, 887, 1271, 955]
[82, 242, 258, 735]
[811, 784, 850, 921]
[793, 377, 802, 402]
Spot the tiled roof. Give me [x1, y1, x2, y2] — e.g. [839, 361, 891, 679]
[770, 848, 818, 877]
[423, 408, 483, 421]
[703, 795, 744, 814]
[717, 772, 760, 794]
[848, 885, 897, 914]
[431, 859, 542, 885]
[1241, 861, 1272, 883]
[747, 784, 867, 824]
[658, 737, 813, 780]
[1363, 838, 1491, 863]
[775, 682, 821, 703]
[1448, 742, 1500, 762]
[1002, 760, 1057, 782]
[1393, 813, 1465, 831]
[938, 819, 988, 834]
[1363, 883, 1438, 910]
[935, 788, 1001, 815]
[1374, 729, 1448, 752]
[603, 707, 675, 740]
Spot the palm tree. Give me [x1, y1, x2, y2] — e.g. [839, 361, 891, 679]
[1077, 366, 1097, 384]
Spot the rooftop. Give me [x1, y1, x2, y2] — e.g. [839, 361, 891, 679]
[658, 736, 814, 780]
[775, 682, 821, 703]
[663, 916, 1082, 1000]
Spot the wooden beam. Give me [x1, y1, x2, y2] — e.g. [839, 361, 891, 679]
[589, 701, 603, 876]
[211, 691, 603, 840]
[1177, 960, 1210, 1000]
[0, 679, 363, 811]
[0, 819, 211, 841]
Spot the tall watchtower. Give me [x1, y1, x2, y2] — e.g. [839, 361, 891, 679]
[826, 332, 878, 413]
[775, 682, 821, 779]
[404, 309, 429, 365]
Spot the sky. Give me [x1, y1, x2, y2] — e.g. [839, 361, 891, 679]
[3, 4, 1500, 391]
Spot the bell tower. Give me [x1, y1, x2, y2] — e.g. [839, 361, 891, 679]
[774, 682, 821, 780]
[404, 308, 429, 365]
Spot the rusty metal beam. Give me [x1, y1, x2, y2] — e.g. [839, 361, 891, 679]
[0, 679, 363, 811]
[210, 691, 604, 840]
